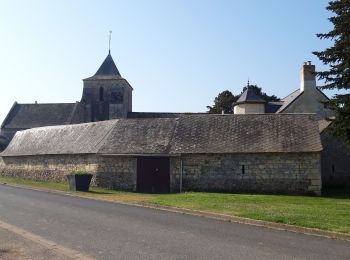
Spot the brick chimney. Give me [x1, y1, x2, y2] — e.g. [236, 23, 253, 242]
[300, 61, 316, 92]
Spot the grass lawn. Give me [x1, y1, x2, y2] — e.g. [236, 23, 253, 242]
[0, 176, 349, 233]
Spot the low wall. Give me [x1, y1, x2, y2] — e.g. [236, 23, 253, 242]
[172, 153, 321, 194]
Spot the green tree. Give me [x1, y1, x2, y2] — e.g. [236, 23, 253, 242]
[207, 90, 237, 114]
[312, 0, 350, 146]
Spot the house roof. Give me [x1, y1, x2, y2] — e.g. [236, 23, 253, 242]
[235, 87, 266, 104]
[1, 102, 80, 129]
[1, 114, 322, 156]
[276, 89, 303, 113]
[276, 88, 330, 113]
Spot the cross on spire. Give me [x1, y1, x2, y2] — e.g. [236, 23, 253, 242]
[109, 30, 112, 54]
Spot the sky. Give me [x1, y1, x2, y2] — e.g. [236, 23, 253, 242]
[0, 0, 334, 122]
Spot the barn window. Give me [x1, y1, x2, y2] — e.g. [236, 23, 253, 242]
[332, 164, 335, 175]
[241, 165, 245, 174]
[99, 87, 104, 101]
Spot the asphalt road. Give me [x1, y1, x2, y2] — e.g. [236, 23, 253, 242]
[0, 184, 349, 260]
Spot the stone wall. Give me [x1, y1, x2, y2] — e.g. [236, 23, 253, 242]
[0, 152, 322, 194]
[96, 156, 136, 191]
[171, 153, 321, 195]
[321, 132, 350, 187]
[0, 155, 137, 191]
[0, 155, 98, 182]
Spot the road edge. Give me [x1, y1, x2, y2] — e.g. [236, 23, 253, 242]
[2, 182, 350, 242]
[0, 219, 95, 260]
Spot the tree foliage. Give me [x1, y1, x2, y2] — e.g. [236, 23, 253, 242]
[207, 90, 237, 114]
[207, 85, 280, 114]
[312, 0, 350, 146]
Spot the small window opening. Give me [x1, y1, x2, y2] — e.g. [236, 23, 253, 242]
[332, 164, 335, 175]
[99, 87, 104, 101]
[241, 165, 245, 174]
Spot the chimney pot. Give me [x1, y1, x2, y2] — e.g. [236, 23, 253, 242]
[307, 61, 312, 65]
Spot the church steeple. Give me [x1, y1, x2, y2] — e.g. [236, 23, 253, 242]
[81, 50, 133, 122]
[94, 54, 121, 77]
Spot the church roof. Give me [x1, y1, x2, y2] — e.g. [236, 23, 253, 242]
[1, 114, 322, 156]
[235, 87, 266, 104]
[1, 102, 82, 129]
[85, 53, 121, 80]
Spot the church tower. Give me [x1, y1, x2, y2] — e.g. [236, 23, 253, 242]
[81, 52, 133, 121]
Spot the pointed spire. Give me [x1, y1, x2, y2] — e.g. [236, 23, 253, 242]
[94, 54, 121, 77]
[236, 81, 265, 104]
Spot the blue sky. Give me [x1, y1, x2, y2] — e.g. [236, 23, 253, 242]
[0, 0, 333, 122]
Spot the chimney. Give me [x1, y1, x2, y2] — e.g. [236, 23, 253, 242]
[300, 61, 316, 92]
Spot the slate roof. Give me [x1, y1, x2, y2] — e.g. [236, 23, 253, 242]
[235, 87, 266, 104]
[1, 102, 81, 129]
[99, 118, 178, 154]
[170, 114, 322, 154]
[265, 101, 284, 113]
[1, 114, 322, 156]
[1, 121, 116, 156]
[318, 119, 332, 133]
[84, 53, 121, 80]
[276, 89, 303, 113]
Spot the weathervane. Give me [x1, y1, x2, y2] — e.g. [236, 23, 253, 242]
[109, 30, 112, 54]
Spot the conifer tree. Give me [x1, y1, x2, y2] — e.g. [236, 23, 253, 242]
[313, 0, 350, 146]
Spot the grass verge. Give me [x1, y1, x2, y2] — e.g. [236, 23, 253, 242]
[0, 176, 349, 233]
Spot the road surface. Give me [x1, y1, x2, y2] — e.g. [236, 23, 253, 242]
[0, 184, 349, 259]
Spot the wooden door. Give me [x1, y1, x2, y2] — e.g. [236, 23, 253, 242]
[137, 157, 170, 193]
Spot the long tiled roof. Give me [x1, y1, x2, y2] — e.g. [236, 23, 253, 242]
[1, 114, 322, 156]
[1, 121, 116, 156]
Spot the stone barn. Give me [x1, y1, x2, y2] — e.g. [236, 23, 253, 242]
[0, 114, 322, 194]
[0, 51, 348, 192]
